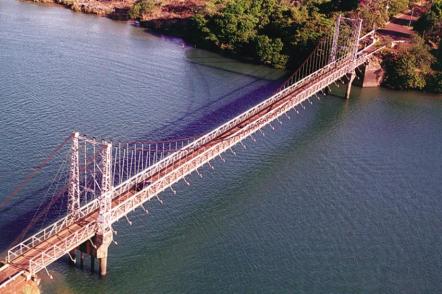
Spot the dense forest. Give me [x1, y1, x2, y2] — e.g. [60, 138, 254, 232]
[130, 0, 442, 92]
[191, 0, 411, 69]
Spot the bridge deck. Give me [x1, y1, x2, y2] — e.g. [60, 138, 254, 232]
[0, 58, 348, 285]
[0, 43, 379, 287]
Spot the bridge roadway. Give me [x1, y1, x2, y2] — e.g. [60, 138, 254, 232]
[0, 46, 378, 291]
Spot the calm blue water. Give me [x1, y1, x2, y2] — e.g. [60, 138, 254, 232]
[1, 1, 442, 293]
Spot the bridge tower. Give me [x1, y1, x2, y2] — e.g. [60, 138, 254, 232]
[95, 139, 113, 277]
[329, 14, 341, 64]
[68, 132, 81, 218]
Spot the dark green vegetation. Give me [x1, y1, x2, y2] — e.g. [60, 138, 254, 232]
[190, 0, 417, 69]
[357, 0, 410, 31]
[129, 0, 158, 19]
[383, 36, 435, 90]
[130, 0, 440, 92]
[384, 0, 442, 93]
[193, 0, 337, 69]
[414, 0, 442, 43]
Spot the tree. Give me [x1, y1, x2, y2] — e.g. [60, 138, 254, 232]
[383, 37, 435, 90]
[358, 0, 390, 31]
[357, 0, 412, 32]
[414, 0, 442, 43]
[317, 0, 358, 12]
[388, 0, 410, 17]
[438, 39, 442, 69]
[129, 0, 157, 20]
[253, 35, 288, 68]
[427, 72, 442, 92]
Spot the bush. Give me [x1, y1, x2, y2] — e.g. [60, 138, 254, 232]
[129, 0, 157, 20]
[427, 72, 442, 93]
[414, 0, 442, 43]
[437, 39, 442, 69]
[383, 37, 434, 90]
[388, 0, 410, 17]
[358, 0, 389, 31]
[193, 0, 332, 69]
[253, 35, 288, 68]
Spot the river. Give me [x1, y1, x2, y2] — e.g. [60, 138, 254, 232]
[1, 1, 442, 293]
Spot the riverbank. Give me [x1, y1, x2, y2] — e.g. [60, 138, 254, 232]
[24, 0, 441, 93]
[2, 1, 442, 292]
[27, 0, 207, 20]
[27, 0, 133, 19]
[380, 1, 441, 93]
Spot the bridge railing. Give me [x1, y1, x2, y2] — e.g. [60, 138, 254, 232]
[7, 42, 381, 267]
[107, 18, 379, 201]
[107, 52, 357, 202]
[112, 38, 383, 201]
[109, 55, 361, 223]
[3, 22, 384, 276]
[28, 221, 96, 276]
[7, 197, 99, 264]
[112, 40, 385, 204]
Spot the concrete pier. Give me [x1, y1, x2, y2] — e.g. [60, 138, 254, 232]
[95, 231, 113, 277]
[73, 235, 112, 276]
[356, 57, 385, 87]
[99, 257, 108, 277]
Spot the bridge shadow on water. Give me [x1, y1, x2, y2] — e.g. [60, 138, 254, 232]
[0, 185, 68, 254]
[0, 75, 355, 260]
[109, 94, 353, 276]
[0, 75, 283, 254]
[139, 74, 284, 141]
[0, 83, 354, 267]
[0, 80, 353, 257]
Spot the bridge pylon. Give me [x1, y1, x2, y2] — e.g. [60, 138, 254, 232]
[0, 15, 384, 290]
[95, 139, 113, 277]
[68, 132, 81, 218]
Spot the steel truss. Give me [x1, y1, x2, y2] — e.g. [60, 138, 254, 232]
[5, 17, 382, 278]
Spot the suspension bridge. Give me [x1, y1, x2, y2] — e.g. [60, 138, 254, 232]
[0, 16, 382, 292]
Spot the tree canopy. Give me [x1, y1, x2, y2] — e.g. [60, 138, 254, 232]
[414, 0, 442, 43]
[383, 36, 435, 90]
[193, 0, 333, 68]
[129, 0, 158, 20]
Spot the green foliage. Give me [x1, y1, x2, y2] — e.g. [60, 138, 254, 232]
[414, 0, 442, 43]
[427, 72, 442, 92]
[438, 39, 442, 68]
[253, 35, 288, 68]
[358, 0, 411, 31]
[316, 0, 358, 13]
[388, 0, 410, 17]
[129, 0, 157, 20]
[383, 37, 435, 90]
[193, 0, 332, 68]
[358, 0, 390, 31]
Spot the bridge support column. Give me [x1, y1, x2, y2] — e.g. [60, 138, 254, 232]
[345, 72, 356, 99]
[95, 231, 113, 277]
[99, 256, 108, 278]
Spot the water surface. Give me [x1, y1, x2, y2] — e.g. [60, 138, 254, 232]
[0, 1, 442, 293]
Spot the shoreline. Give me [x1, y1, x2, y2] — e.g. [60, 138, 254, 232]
[26, 0, 134, 19]
[24, 0, 441, 94]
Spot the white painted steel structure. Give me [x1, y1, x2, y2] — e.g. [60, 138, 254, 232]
[2, 17, 383, 282]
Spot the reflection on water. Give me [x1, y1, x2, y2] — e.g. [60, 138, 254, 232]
[1, 1, 442, 293]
